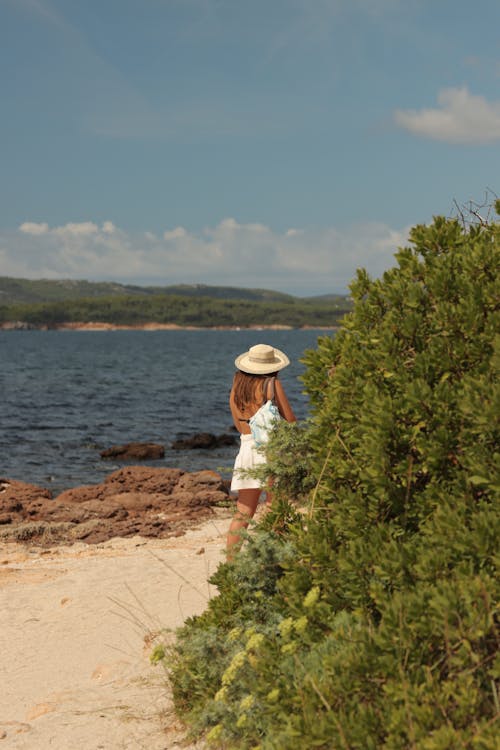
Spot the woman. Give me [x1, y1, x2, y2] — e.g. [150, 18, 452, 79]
[226, 343, 296, 557]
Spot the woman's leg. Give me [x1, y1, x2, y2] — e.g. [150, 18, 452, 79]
[226, 488, 261, 559]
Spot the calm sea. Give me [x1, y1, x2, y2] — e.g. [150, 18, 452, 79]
[0, 329, 333, 494]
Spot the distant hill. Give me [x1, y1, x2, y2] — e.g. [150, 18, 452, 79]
[303, 292, 352, 303]
[0, 276, 353, 329]
[0, 277, 300, 305]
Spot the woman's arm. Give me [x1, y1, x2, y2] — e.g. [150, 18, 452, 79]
[274, 379, 296, 422]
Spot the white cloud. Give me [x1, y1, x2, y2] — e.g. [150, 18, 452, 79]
[19, 222, 49, 235]
[1, 218, 410, 295]
[102, 221, 116, 234]
[53, 222, 99, 237]
[394, 87, 500, 144]
[163, 227, 188, 241]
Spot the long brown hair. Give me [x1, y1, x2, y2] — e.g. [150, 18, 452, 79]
[232, 370, 278, 411]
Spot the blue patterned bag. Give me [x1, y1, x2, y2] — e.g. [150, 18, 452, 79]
[248, 378, 281, 447]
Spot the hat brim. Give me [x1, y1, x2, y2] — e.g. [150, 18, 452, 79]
[235, 347, 290, 374]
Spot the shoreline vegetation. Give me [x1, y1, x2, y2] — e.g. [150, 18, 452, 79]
[0, 320, 339, 331]
[0, 277, 352, 330]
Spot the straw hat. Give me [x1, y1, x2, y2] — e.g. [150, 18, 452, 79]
[235, 344, 290, 374]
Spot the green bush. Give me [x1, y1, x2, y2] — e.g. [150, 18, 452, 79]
[163, 211, 499, 749]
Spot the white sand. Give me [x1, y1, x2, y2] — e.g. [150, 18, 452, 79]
[0, 511, 232, 749]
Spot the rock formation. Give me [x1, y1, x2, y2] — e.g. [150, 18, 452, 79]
[171, 432, 237, 450]
[0, 467, 230, 545]
[100, 442, 165, 460]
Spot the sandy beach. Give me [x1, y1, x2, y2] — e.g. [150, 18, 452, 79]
[0, 511, 232, 749]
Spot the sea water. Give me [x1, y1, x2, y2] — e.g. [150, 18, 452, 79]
[0, 329, 334, 493]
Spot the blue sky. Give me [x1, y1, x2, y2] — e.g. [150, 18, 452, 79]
[1, 0, 499, 295]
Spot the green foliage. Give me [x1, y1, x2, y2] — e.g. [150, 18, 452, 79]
[163, 215, 499, 749]
[0, 276, 352, 327]
[166, 531, 296, 729]
[0, 277, 299, 305]
[244, 421, 318, 503]
[0, 291, 350, 328]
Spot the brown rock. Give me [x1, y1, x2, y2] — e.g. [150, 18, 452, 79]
[100, 442, 165, 460]
[168, 490, 211, 508]
[47, 504, 90, 524]
[71, 520, 102, 540]
[171, 432, 237, 450]
[0, 479, 52, 504]
[0, 466, 229, 547]
[175, 470, 227, 494]
[103, 466, 185, 494]
[195, 490, 230, 506]
[55, 485, 107, 505]
[103, 492, 165, 511]
[80, 499, 129, 520]
[169, 489, 228, 508]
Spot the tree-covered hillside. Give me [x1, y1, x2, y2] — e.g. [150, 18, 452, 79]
[0, 293, 350, 328]
[0, 277, 351, 328]
[0, 276, 348, 305]
[162, 209, 500, 748]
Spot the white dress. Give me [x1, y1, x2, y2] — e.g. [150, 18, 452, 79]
[230, 434, 267, 491]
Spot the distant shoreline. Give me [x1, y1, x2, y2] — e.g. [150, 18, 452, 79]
[0, 321, 339, 332]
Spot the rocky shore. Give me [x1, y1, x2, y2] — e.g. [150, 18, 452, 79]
[0, 466, 231, 547]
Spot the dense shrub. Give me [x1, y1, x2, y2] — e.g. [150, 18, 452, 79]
[0, 292, 349, 327]
[164, 211, 500, 749]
